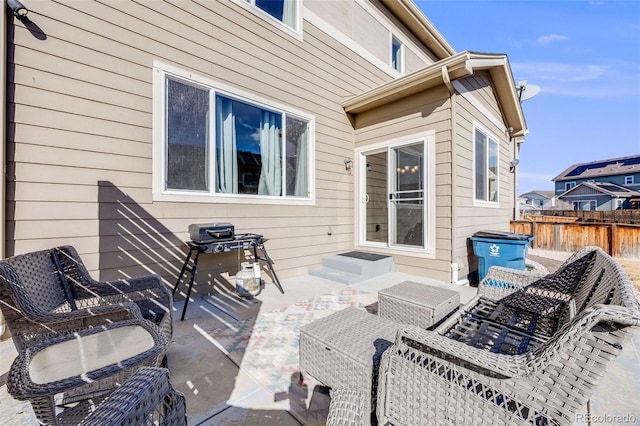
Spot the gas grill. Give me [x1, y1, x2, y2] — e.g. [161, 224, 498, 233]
[172, 223, 285, 320]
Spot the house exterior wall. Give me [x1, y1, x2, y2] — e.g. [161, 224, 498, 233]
[452, 73, 517, 281]
[350, 71, 516, 282]
[5, 0, 436, 290]
[555, 172, 640, 195]
[352, 85, 453, 281]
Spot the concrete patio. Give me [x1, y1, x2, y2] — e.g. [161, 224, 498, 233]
[2, 249, 639, 425]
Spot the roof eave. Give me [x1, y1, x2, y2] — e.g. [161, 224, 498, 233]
[342, 51, 472, 114]
[381, 0, 456, 60]
[342, 51, 528, 135]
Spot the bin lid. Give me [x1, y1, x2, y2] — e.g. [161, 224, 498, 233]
[472, 230, 533, 241]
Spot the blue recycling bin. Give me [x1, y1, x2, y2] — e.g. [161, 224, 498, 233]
[471, 231, 534, 282]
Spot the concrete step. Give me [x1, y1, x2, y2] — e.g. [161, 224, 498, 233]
[308, 267, 362, 285]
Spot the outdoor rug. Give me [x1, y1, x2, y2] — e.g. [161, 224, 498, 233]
[205, 287, 378, 423]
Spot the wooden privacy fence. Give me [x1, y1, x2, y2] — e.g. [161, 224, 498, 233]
[511, 220, 640, 260]
[531, 210, 640, 224]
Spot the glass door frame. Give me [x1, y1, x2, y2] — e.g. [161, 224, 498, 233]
[355, 132, 435, 256]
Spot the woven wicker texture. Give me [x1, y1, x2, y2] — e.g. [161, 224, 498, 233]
[299, 307, 398, 425]
[78, 367, 186, 426]
[326, 389, 367, 426]
[375, 247, 640, 425]
[378, 281, 460, 329]
[6, 319, 169, 425]
[0, 245, 173, 353]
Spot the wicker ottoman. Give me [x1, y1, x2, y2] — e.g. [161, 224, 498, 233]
[299, 307, 398, 424]
[378, 281, 460, 329]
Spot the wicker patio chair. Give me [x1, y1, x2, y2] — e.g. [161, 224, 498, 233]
[78, 367, 186, 426]
[375, 247, 640, 425]
[478, 245, 599, 301]
[0, 245, 173, 353]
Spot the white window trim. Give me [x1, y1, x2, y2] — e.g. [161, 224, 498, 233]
[625, 176, 634, 185]
[472, 122, 500, 207]
[572, 200, 597, 211]
[354, 131, 436, 259]
[233, 0, 303, 41]
[565, 181, 576, 191]
[152, 60, 315, 205]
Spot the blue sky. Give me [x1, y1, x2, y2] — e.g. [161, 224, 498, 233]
[415, 0, 640, 195]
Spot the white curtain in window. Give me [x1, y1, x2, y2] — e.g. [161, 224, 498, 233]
[282, 0, 296, 28]
[294, 127, 307, 196]
[216, 97, 238, 193]
[258, 111, 281, 196]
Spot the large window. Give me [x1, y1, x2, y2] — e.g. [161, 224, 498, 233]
[159, 69, 312, 201]
[246, 0, 298, 31]
[474, 127, 499, 203]
[573, 200, 596, 211]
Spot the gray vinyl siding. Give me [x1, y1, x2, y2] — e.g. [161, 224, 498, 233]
[452, 74, 516, 280]
[555, 173, 640, 195]
[7, 0, 426, 291]
[352, 85, 454, 281]
[307, 0, 434, 74]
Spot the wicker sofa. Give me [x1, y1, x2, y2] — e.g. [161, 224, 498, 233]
[0, 245, 173, 353]
[327, 247, 640, 425]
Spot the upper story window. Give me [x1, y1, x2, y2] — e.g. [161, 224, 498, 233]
[474, 127, 499, 203]
[247, 0, 298, 31]
[155, 63, 314, 203]
[565, 181, 576, 191]
[391, 36, 403, 73]
[625, 175, 634, 185]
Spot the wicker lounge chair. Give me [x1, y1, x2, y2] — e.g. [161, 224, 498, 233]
[0, 245, 173, 352]
[325, 247, 640, 425]
[78, 367, 186, 426]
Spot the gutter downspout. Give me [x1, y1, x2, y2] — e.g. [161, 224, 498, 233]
[442, 66, 466, 285]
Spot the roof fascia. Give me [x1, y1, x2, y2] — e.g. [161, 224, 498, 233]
[342, 51, 472, 114]
[342, 51, 527, 135]
[380, 0, 456, 60]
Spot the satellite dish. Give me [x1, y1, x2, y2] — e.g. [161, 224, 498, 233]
[516, 81, 541, 102]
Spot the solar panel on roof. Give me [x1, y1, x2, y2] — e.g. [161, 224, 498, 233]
[600, 184, 629, 192]
[622, 157, 640, 166]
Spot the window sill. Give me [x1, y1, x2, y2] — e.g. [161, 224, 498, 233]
[473, 200, 500, 208]
[153, 191, 315, 206]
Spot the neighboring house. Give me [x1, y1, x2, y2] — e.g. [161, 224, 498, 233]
[519, 190, 556, 209]
[557, 182, 640, 211]
[553, 155, 640, 196]
[1, 0, 526, 287]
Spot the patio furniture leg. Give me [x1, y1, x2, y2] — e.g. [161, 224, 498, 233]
[173, 247, 201, 321]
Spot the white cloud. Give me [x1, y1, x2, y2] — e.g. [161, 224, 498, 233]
[536, 34, 567, 45]
[513, 62, 607, 82]
[510, 62, 622, 98]
[570, 65, 607, 81]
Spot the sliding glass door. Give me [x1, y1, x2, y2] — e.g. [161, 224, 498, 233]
[361, 141, 426, 249]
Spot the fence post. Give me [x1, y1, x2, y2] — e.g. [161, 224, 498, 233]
[531, 221, 538, 248]
[610, 223, 617, 256]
